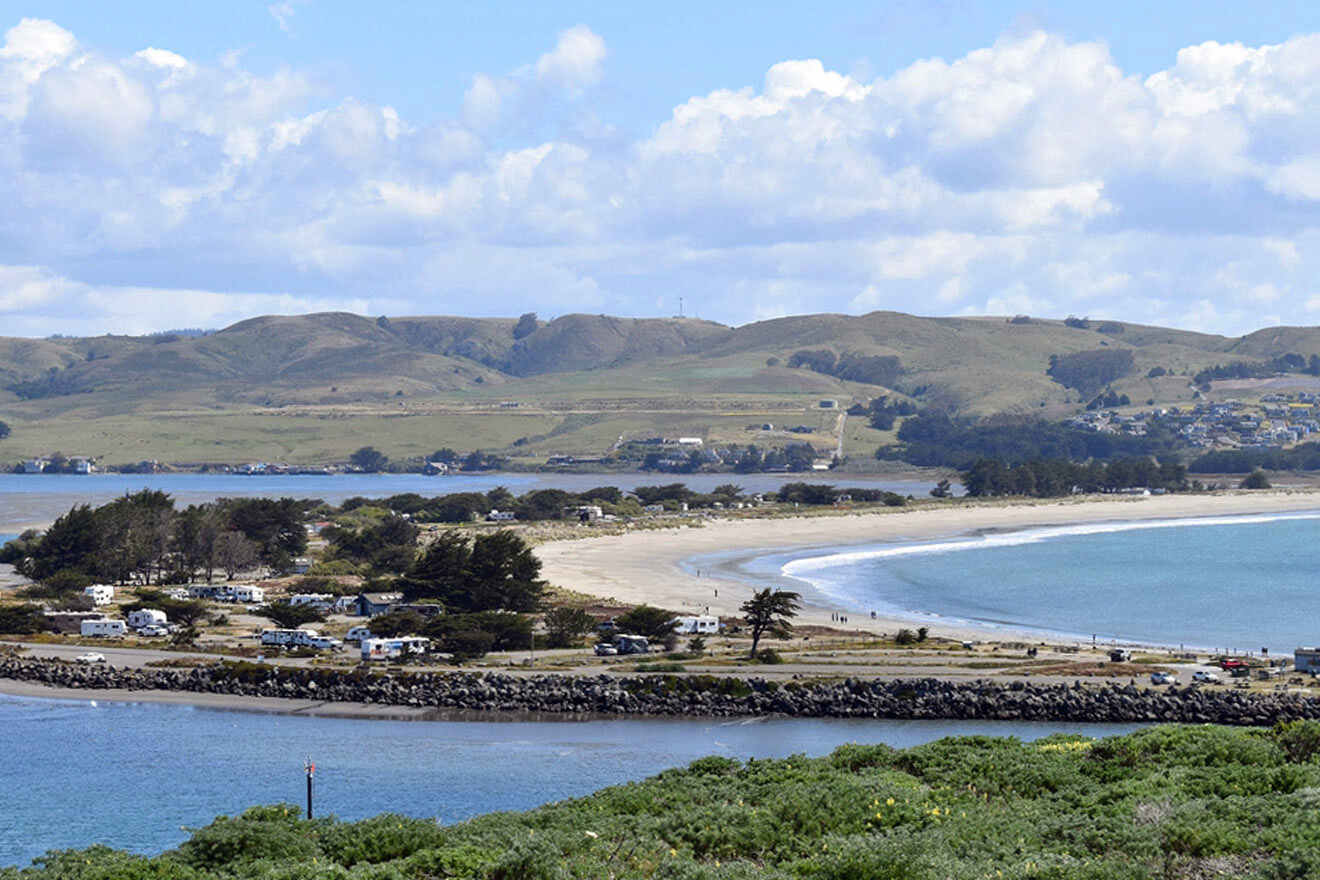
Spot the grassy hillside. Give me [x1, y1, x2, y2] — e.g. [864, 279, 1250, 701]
[7, 723, 1320, 878]
[0, 309, 1315, 465]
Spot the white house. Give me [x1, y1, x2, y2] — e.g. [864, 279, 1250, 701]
[127, 609, 167, 630]
[670, 615, 720, 635]
[83, 584, 115, 606]
[361, 636, 430, 661]
[81, 619, 126, 638]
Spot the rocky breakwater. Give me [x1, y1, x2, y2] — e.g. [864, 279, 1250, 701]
[2, 657, 1319, 725]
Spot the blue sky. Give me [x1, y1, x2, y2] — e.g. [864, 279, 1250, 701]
[3, 2, 1320, 336]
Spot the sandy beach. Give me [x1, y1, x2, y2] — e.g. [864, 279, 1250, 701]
[536, 491, 1320, 644]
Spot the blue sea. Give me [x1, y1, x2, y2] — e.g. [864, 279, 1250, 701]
[761, 511, 1320, 654]
[0, 693, 1140, 868]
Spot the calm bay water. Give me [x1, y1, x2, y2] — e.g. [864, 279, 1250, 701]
[0, 472, 936, 531]
[0, 693, 1140, 868]
[773, 512, 1320, 654]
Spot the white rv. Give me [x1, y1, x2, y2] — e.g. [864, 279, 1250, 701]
[260, 628, 342, 651]
[288, 593, 333, 608]
[127, 609, 167, 630]
[361, 636, 430, 661]
[83, 584, 115, 606]
[670, 615, 720, 635]
[81, 619, 127, 638]
[231, 585, 265, 603]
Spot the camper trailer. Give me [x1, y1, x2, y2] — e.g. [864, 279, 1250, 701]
[670, 615, 720, 635]
[81, 619, 127, 638]
[83, 584, 115, 606]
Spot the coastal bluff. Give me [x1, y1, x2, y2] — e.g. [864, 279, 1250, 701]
[2, 657, 1317, 726]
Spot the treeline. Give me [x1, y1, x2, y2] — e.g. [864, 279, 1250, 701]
[334, 481, 904, 527]
[1189, 442, 1320, 474]
[877, 412, 1177, 469]
[1193, 352, 1320, 386]
[961, 456, 1187, 497]
[0, 492, 309, 588]
[1046, 349, 1135, 394]
[787, 349, 902, 386]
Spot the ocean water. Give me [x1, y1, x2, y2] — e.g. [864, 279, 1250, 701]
[0, 472, 936, 531]
[774, 512, 1320, 654]
[0, 693, 1140, 868]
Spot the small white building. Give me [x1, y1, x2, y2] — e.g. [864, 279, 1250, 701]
[127, 609, 167, 630]
[670, 615, 720, 635]
[83, 584, 115, 606]
[361, 636, 430, 661]
[81, 619, 126, 638]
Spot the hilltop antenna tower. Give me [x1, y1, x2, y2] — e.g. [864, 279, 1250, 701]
[679, 297, 684, 318]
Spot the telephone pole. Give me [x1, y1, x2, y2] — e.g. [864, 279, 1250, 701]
[304, 757, 315, 819]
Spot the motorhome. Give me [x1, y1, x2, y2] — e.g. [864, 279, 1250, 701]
[231, 585, 265, 603]
[127, 609, 167, 630]
[616, 634, 650, 655]
[260, 628, 342, 651]
[361, 636, 430, 661]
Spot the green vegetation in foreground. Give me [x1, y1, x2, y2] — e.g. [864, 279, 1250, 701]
[10, 723, 1320, 878]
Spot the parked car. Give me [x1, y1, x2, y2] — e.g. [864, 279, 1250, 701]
[74, 652, 106, 664]
[1192, 671, 1221, 683]
[593, 642, 618, 656]
[137, 625, 169, 637]
[1149, 671, 1173, 685]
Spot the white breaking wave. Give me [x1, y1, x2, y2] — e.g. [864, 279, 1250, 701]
[781, 510, 1320, 577]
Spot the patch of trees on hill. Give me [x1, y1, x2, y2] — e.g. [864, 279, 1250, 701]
[877, 412, 1177, 469]
[7, 366, 85, 400]
[0, 419, 8, 439]
[962, 456, 1187, 497]
[1193, 353, 1320, 386]
[1046, 349, 1135, 395]
[848, 395, 918, 430]
[787, 349, 903, 386]
[1189, 443, 1320, 474]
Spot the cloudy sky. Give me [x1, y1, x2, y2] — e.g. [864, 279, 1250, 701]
[4, 2, 1320, 337]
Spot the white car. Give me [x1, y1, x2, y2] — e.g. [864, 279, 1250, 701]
[1192, 671, 1221, 683]
[74, 652, 106, 664]
[1149, 671, 1174, 685]
[593, 642, 618, 656]
[137, 625, 169, 637]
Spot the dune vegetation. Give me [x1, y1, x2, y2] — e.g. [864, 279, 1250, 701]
[8, 723, 1320, 878]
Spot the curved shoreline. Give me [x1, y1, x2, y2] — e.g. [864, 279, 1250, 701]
[536, 491, 1320, 647]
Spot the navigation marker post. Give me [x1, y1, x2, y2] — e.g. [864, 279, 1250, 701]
[304, 757, 315, 820]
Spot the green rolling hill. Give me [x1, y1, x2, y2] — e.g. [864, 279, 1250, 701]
[0, 310, 1316, 467]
